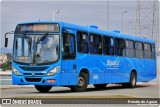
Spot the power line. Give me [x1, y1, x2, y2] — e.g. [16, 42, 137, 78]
[136, 0, 159, 52]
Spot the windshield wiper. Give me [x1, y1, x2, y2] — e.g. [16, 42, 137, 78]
[33, 33, 49, 63]
[38, 33, 49, 43]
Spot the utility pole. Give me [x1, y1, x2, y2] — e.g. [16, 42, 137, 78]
[53, 9, 60, 21]
[128, 21, 132, 34]
[155, 0, 159, 52]
[107, 0, 110, 30]
[136, 0, 159, 52]
[136, 0, 140, 36]
[121, 10, 128, 32]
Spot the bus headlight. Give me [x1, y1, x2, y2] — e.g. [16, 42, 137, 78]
[47, 66, 60, 76]
[12, 67, 21, 75]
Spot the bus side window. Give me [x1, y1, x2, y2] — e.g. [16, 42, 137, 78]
[103, 36, 114, 55]
[126, 40, 135, 57]
[115, 38, 125, 56]
[89, 34, 102, 54]
[62, 33, 76, 59]
[144, 43, 152, 59]
[77, 32, 88, 53]
[135, 42, 143, 58]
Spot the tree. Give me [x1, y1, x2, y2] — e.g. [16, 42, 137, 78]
[0, 53, 12, 71]
[1, 63, 7, 71]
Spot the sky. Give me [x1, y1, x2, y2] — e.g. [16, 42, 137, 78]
[0, 0, 158, 53]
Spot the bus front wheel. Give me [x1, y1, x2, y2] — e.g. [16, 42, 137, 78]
[122, 72, 137, 88]
[70, 72, 88, 92]
[35, 85, 52, 93]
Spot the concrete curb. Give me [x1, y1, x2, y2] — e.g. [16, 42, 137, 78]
[0, 74, 11, 76]
[0, 71, 11, 76]
[0, 85, 34, 89]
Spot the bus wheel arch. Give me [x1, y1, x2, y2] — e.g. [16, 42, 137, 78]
[80, 68, 89, 82]
[70, 68, 89, 92]
[122, 69, 137, 88]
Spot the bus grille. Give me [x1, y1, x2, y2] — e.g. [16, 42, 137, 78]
[19, 66, 49, 71]
[25, 78, 42, 82]
[23, 73, 45, 76]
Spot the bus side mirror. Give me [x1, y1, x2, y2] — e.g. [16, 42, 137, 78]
[4, 31, 15, 48]
[5, 37, 8, 47]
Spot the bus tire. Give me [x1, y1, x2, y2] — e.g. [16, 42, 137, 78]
[70, 72, 88, 92]
[35, 85, 52, 93]
[122, 71, 137, 88]
[94, 84, 107, 89]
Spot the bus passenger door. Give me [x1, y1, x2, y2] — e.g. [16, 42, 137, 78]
[61, 31, 77, 86]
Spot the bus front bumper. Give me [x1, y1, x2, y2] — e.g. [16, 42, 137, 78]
[12, 72, 61, 86]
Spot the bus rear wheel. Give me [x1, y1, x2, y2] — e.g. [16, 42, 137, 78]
[35, 85, 52, 93]
[122, 72, 137, 88]
[70, 72, 88, 92]
[94, 84, 107, 89]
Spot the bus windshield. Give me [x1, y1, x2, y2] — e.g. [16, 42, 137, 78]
[13, 34, 59, 65]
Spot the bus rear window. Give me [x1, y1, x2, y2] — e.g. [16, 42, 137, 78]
[151, 44, 155, 59]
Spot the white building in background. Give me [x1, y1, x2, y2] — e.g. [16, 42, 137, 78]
[0, 52, 7, 66]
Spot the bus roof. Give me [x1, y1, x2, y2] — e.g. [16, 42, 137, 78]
[18, 20, 155, 44]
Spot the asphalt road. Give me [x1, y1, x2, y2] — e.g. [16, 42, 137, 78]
[0, 76, 159, 106]
[0, 84, 159, 98]
[0, 75, 159, 99]
[0, 76, 12, 85]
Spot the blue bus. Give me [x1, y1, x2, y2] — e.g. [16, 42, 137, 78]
[4, 21, 157, 92]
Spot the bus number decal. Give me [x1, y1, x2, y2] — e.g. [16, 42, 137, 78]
[93, 75, 98, 80]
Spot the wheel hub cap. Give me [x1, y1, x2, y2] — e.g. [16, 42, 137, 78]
[78, 77, 84, 88]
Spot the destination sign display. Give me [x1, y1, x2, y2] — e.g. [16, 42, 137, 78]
[15, 23, 60, 33]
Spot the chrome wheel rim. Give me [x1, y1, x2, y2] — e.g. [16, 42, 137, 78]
[131, 74, 136, 86]
[78, 77, 85, 88]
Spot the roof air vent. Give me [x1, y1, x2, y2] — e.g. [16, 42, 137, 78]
[89, 25, 98, 29]
[112, 30, 120, 33]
